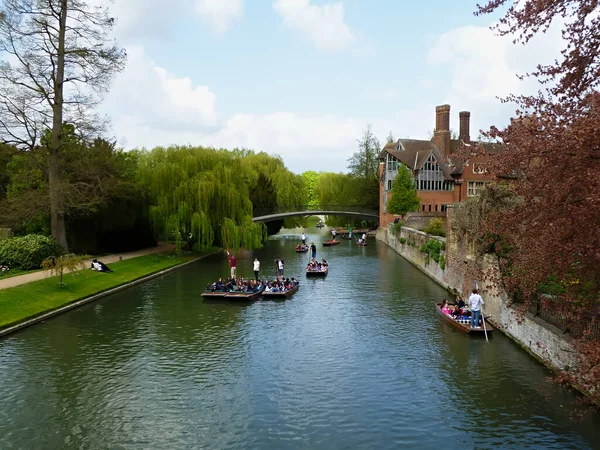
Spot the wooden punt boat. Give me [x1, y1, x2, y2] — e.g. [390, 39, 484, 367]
[315, 223, 325, 228]
[322, 240, 340, 246]
[306, 267, 328, 277]
[356, 240, 368, 246]
[435, 302, 494, 334]
[201, 291, 229, 299]
[224, 290, 263, 300]
[262, 283, 300, 299]
[296, 246, 309, 253]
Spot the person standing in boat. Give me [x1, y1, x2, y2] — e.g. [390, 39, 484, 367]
[253, 258, 260, 281]
[310, 242, 317, 259]
[227, 251, 237, 280]
[469, 289, 484, 328]
[301, 232, 306, 245]
[277, 258, 285, 277]
[361, 233, 366, 242]
[331, 229, 337, 240]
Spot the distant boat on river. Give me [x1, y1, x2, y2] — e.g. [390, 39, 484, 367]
[322, 240, 340, 246]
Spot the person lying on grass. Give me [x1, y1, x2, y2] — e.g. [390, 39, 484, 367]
[91, 259, 113, 273]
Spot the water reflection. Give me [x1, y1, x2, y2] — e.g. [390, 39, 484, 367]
[0, 228, 598, 449]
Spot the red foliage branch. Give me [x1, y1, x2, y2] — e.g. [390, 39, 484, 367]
[471, 0, 600, 402]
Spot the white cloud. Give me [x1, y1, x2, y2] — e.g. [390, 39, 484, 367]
[273, 0, 355, 51]
[195, 0, 244, 33]
[109, 0, 242, 39]
[426, 21, 564, 135]
[103, 46, 218, 133]
[111, 0, 189, 40]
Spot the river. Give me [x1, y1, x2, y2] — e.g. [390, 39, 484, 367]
[1, 228, 599, 449]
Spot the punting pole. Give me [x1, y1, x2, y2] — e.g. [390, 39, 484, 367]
[476, 280, 489, 342]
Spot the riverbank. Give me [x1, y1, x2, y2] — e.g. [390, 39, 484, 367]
[376, 224, 577, 375]
[0, 248, 220, 336]
[0, 241, 177, 290]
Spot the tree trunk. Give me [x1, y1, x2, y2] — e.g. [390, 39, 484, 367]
[49, 0, 69, 253]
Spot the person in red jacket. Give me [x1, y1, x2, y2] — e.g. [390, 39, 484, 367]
[227, 251, 237, 280]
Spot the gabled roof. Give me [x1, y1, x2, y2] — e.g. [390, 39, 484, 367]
[379, 138, 453, 180]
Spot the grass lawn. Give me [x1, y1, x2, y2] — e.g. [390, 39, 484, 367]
[0, 249, 218, 330]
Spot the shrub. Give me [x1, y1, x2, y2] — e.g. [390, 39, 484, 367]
[0, 234, 62, 270]
[419, 238, 446, 268]
[41, 254, 87, 286]
[399, 237, 406, 244]
[392, 222, 403, 234]
[424, 218, 446, 237]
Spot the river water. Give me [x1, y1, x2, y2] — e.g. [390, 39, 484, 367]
[1, 228, 599, 449]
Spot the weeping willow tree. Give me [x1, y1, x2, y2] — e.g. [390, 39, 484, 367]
[137, 146, 305, 251]
[314, 172, 377, 228]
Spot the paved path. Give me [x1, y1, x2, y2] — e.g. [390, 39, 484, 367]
[0, 242, 177, 290]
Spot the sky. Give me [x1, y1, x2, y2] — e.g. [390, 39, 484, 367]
[100, 0, 564, 173]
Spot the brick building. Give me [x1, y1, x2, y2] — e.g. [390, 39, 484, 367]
[379, 104, 500, 228]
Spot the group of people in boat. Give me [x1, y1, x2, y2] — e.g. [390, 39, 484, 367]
[440, 289, 486, 328]
[205, 276, 298, 293]
[306, 258, 328, 272]
[265, 277, 298, 292]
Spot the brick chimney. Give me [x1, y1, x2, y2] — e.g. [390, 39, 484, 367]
[433, 104, 451, 157]
[459, 111, 471, 143]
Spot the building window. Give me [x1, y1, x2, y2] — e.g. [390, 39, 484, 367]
[428, 205, 432, 212]
[435, 205, 438, 212]
[441, 204, 447, 212]
[387, 180, 393, 190]
[416, 154, 453, 191]
[387, 154, 399, 171]
[422, 204, 425, 212]
[467, 181, 488, 196]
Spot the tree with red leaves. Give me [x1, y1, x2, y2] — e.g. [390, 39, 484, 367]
[466, 0, 600, 402]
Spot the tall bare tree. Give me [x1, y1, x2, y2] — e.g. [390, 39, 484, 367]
[0, 0, 126, 251]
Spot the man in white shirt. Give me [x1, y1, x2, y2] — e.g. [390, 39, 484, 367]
[253, 258, 260, 281]
[469, 288, 484, 328]
[301, 232, 306, 245]
[278, 258, 284, 276]
[332, 229, 337, 240]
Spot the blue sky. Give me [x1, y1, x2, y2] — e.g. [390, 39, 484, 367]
[101, 0, 561, 172]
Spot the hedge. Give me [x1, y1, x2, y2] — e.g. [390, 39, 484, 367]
[0, 234, 62, 270]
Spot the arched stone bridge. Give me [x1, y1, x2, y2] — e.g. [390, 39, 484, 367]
[252, 205, 379, 223]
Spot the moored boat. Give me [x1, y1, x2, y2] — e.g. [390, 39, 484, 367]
[262, 283, 300, 299]
[322, 240, 340, 246]
[435, 302, 493, 334]
[306, 267, 328, 277]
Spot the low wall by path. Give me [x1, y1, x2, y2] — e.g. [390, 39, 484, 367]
[377, 226, 577, 373]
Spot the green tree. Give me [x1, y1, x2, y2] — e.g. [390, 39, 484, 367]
[348, 125, 381, 179]
[386, 165, 420, 216]
[0, 0, 126, 252]
[386, 131, 395, 143]
[302, 170, 320, 207]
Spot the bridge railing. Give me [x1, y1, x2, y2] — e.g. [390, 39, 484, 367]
[252, 205, 379, 217]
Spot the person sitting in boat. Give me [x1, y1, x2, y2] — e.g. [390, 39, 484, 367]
[216, 278, 225, 291]
[451, 304, 461, 318]
[291, 277, 298, 285]
[441, 299, 452, 314]
[321, 259, 328, 267]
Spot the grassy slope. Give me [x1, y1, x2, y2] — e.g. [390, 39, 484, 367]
[0, 251, 215, 330]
